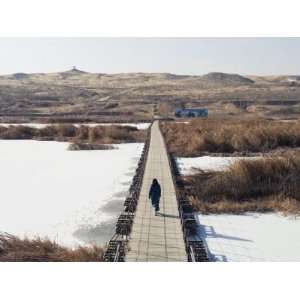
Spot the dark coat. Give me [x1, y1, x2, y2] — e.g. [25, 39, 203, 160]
[149, 182, 161, 205]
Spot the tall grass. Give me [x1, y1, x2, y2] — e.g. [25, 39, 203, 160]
[0, 124, 146, 144]
[161, 119, 300, 156]
[185, 155, 300, 215]
[0, 233, 104, 262]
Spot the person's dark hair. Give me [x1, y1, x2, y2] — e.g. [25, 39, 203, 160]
[152, 178, 158, 185]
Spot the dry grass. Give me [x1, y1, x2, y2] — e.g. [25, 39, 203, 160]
[68, 143, 114, 151]
[190, 195, 300, 215]
[0, 233, 104, 262]
[161, 119, 300, 156]
[0, 124, 146, 144]
[184, 155, 300, 215]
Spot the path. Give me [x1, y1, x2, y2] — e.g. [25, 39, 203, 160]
[126, 121, 187, 261]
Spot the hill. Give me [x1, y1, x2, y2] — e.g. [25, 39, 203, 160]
[0, 69, 300, 122]
[202, 72, 254, 86]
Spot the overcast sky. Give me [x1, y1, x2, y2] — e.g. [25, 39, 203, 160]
[0, 38, 299, 76]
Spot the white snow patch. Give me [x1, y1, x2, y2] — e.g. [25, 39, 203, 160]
[198, 213, 300, 262]
[0, 140, 143, 247]
[177, 156, 256, 175]
[0, 122, 150, 130]
[175, 121, 190, 124]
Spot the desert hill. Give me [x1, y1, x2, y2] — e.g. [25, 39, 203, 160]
[0, 69, 300, 122]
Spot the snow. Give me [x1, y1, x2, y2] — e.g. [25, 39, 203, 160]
[198, 213, 300, 262]
[175, 121, 190, 124]
[177, 156, 256, 175]
[0, 140, 143, 248]
[179, 155, 300, 261]
[0, 122, 150, 130]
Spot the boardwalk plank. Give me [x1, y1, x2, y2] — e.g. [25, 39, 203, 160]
[126, 121, 187, 262]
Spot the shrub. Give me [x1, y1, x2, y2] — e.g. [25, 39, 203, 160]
[56, 124, 78, 138]
[68, 143, 114, 151]
[76, 125, 89, 140]
[0, 126, 36, 139]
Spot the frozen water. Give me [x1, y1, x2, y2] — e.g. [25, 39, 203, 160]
[0, 140, 143, 248]
[198, 213, 300, 262]
[0, 122, 150, 130]
[177, 156, 256, 175]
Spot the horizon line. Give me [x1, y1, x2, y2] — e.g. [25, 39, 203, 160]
[0, 68, 299, 78]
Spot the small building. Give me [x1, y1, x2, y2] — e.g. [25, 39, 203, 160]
[175, 108, 208, 118]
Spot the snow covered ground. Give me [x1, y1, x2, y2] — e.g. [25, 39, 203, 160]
[175, 121, 190, 124]
[178, 155, 300, 261]
[198, 213, 300, 262]
[0, 140, 143, 248]
[177, 156, 256, 175]
[0, 122, 150, 130]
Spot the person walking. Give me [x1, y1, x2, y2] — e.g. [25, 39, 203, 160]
[149, 178, 161, 216]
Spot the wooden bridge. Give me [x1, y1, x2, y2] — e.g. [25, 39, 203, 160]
[126, 121, 187, 261]
[104, 120, 209, 262]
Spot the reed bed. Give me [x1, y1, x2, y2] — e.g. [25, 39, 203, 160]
[184, 155, 300, 215]
[0, 233, 104, 262]
[161, 119, 300, 156]
[0, 124, 146, 144]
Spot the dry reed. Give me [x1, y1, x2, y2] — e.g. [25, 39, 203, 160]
[0, 233, 104, 262]
[184, 155, 300, 215]
[161, 119, 300, 156]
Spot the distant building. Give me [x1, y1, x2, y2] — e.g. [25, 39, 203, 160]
[175, 108, 208, 118]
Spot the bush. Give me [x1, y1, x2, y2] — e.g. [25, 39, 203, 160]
[57, 124, 78, 138]
[0, 125, 36, 139]
[68, 143, 114, 151]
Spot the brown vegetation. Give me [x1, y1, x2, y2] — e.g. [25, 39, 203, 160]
[161, 119, 300, 156]
[183, 155, 300, 215]
[68, 143, 114, 151]
[0, 124, 146, 144]
[2, 70, 300, 123]
[0, 233, 104, 262]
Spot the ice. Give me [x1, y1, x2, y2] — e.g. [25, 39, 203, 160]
[0, 140, 143, 248]
[0, 122, 151, 130]
[177, 156, 256, 175]
[198, 213, 300, 262]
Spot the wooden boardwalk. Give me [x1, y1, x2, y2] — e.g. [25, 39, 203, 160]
[126, 121, 187, 262]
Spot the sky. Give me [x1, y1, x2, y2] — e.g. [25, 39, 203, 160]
[0, 38, 299, 76]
